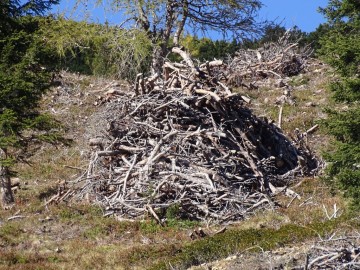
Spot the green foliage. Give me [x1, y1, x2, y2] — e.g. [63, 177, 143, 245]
[58, 208, 83, 220]
[0, 1, 64, 209]
[83, 224, 107, 239]
[164, 204, 199, 228]
[322, 108, 360, 207]
[179, 35, 240, 61]
[303, 23, 332, 52]
[140, 220, 163, 234]
[39, 17, 153, 79]
[328, 78, 360, 102]
[0, 222, 23, 245]
[179, 24, 315, 61]
[150, 218, 344, 269]
[242, 24, 309, 49]
[0, 0, 59, 17]
[166, 218, 199, 229]
[318, 21, 360, 77]
[323, 141, 360, 201]
[323, 108, 360, 142]
[319, 0, 360, 22]
[259, 25, 306, 45]
[0, 15, 63, 167]
[318, 0, 360, 207]
[165, 204, 181, 220]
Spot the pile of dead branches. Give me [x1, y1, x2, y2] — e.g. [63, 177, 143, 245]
[305, 237, 360, 269]
[62, 47, 319, 224]
[132, 47, 229, 98]
[226, 31, 313, 88]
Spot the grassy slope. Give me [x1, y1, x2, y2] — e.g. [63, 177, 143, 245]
[0, 62, 358, 270]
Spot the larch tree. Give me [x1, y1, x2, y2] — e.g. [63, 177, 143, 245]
[88, 0, 264, 74]
[0, 0, 61, 208]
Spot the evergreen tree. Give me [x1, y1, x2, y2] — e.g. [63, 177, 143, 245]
[304, 23, 332, 52]
[180, 35, 240, 61]
[0, 0, 61, 208]
[240, 24, 309, 49]
[318, 0, 360, 207]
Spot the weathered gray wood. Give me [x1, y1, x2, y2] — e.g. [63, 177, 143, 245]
[60, 44, 319, 224]
[0, 165, 14, 209]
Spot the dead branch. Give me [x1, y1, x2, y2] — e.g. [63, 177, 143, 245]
[61, 40, 320, 225]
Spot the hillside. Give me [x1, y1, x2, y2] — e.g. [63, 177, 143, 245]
[1, 54, 359, 270]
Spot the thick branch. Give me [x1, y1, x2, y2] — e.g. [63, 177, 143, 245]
[136, 2, 150, 32]
[172, 47, 198, 75]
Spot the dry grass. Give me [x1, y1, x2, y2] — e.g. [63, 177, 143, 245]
[1, 65, 357, 270]
[235, 59, 334, 158]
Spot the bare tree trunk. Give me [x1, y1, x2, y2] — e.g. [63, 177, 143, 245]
[173, 0, 188, 46]
[150, 45, 167, 76]
[0, 148, 14, 209]
[0, 165, 14, 209]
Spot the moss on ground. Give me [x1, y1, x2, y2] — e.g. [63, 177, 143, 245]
[151, 215, 356, 269]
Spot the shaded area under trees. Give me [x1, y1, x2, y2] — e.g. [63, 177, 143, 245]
[0, 0, 65, 208]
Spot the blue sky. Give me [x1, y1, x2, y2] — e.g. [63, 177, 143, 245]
[53, 0, 329, 33]
[259, 0, 329, 32]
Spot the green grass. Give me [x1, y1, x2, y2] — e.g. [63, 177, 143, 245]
[0, 222, 23, 245]
[0, 250, 59, 270]
[288, 75, 311, 87]
[1, 66, 355, 270]
[139, 218, 199, 234]
[150, 215, 355, 269]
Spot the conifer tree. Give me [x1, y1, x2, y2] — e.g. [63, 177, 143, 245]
[0, 0, 60, 208]
[318, 0, 360, 206]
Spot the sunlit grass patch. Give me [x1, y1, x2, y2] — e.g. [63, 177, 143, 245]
[150, 216, 352, 270]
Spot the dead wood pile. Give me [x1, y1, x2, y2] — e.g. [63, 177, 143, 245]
[226, 31, 313, 88]
[305, 237, 360, 269]
[62, 47, 319, 224]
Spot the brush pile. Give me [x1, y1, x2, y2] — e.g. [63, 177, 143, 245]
[62, 46, 319, 224]
[305, 237, 360, 269]
[226, 31, 313, 88]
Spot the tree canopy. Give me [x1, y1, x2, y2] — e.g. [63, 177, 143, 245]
[318, 0, 360, 207]
[108, 0, 263, 41]
[0, 0, 61, 207]
[90, 0, 263, 73]
[38, 17, 153, 79]
[0, 0, 59, 17]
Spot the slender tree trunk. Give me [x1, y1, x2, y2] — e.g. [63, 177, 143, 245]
[0, 164, 14, 208]
[173, 0, 188, 46]
[151, 45, 162, 75]
[150, 43, 168, 76]
[0, 148, 14, 208]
